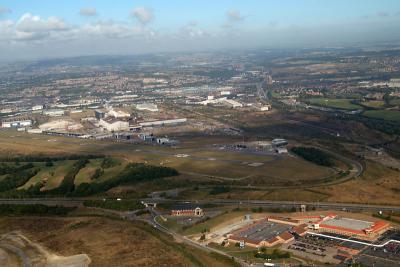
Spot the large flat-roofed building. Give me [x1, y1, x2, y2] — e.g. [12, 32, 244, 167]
[1, 119, 32, 128]
[271, 138, 288, 147]
[107, 108, 130, 118]
[99, 118, 129, 132]
[39, 119, 83, 132]
[43, 109, 65, 117]
[136, 103, 159, 112]
[139, 118, 187, 127]
[224, 99, 243, 108]
[228, 219, 308, 248]
[31, 105, 43, 111]
[198, 97, 243, 108]
[228, 213, 390, 250]
[309, 214, 390, 241]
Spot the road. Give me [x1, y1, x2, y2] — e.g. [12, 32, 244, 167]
[144, 208, 307, 267]
[315, 146, 364, 183]
[145, 208, 255, 267]
[1, 197, 399, 267]
[142, 198, 400, 213]
[1, 196, 400, 212]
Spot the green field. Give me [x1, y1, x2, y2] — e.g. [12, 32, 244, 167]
[74, 158, 103, 185]
[360, 100, 385, 108]
[19, 158, 121, 190]
[83, 199, 143, 211]
[363, 110, 400, 121]
[307, 98, 361, 110]
[21, 160, 76, 190]
[1, 156, 177, 198]
[0, 130, 340, 194]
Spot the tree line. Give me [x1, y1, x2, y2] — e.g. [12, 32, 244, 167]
[0, 167, 39, 193]
[291, 147, 334, 167]
[0, 204, 74, 216]
[0, 155, 179, 198]
[0, 154, 104, 163]
[72, 163, 178, 197]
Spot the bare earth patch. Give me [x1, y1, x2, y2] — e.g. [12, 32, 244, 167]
[0, 231, 90, 267]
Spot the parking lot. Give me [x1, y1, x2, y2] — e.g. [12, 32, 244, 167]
[358, 230, 400, 266]
[233, 220, 292, 243]
[354, 253, 400, 267]
[326, 229, 400, 266]
[281, 236, 342, 264]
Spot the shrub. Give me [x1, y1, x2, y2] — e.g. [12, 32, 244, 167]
[291, 147, 334, 167]
[0, 204, 74, 216]
[209, 186, 230, 195]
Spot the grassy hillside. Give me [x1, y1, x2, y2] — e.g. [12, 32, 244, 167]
[363, 110, 400, 121]
[0, 216, 240, 267]
[0, 154, 178, 198]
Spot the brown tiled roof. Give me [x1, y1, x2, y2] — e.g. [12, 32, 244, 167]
[266, 237, 279, 244]
[293, 224, 308, 235]
[278, 231, 294, 241]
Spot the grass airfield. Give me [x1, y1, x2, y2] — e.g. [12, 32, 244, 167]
[0, 130, 334, 186]
[4, 128, 398, 206]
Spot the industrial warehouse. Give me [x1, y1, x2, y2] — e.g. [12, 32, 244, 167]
[227, 213, 390, 249]
[308, 213, 390, 241]
[228, 218, 308, 248]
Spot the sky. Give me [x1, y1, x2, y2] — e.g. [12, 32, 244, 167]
[1, 0, 400, 61]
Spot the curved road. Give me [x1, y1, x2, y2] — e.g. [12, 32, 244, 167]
[145, 208, 251, 267]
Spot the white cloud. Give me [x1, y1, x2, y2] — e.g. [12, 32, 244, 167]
[0, 12, 159, 44]
[131, 7, 154, 24]
[0, 20, 14, 40]
[13, 13, 71, 41]
[0, 13, 72, 42]
[16, 13, 70, 33]
[227, 9, 244, 22]
[81, 20, 142, 38]
[0, 6, 11, 15]
[179, 21, 207, 38]
[79, 7, 97, 17]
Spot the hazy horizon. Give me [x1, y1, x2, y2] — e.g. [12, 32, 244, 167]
[1, 0, 400, 61]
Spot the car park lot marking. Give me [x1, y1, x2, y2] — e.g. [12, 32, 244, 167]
[307, 232, 400, 247]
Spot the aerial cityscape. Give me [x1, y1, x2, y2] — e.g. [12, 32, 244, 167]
[1, 1, 400, 267]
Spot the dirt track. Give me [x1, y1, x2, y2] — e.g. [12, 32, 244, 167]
[0, 232, 90, 267]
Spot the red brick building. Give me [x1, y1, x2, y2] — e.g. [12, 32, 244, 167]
[171, 204, 204, 217]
